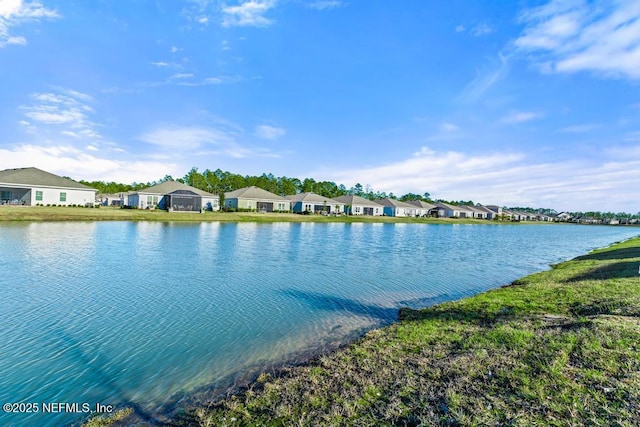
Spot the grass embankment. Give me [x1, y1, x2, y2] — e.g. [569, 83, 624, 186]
[157, 237, 640, 427]
[0, 206, 496, 224]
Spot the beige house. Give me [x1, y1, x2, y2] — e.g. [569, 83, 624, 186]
[225, 186, 290, 212]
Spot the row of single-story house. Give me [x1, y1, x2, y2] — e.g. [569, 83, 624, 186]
[0, 167, 557, 220]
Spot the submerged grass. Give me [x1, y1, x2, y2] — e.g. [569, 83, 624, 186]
[1, 206, 509, 224]
[89, 237, 640, 426]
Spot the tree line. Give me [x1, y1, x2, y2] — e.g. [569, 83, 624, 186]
[79, 167, 638, 217]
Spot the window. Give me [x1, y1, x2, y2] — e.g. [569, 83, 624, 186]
[147, 196, 153, 205]
[36, 191, 43, 201]
[59, 192, 66, 202]
[1, 191, 11, 199]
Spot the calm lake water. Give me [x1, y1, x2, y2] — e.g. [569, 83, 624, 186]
[0, 221, 638, 426]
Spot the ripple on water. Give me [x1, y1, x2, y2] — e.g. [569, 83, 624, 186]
[0, 221, 637, 426]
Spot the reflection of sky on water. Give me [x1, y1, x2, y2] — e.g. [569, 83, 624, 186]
[0, 221, 637, 426]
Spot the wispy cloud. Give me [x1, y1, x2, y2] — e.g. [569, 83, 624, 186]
[151, 61, 182, 68]
[20, 89, 102, 139]
[222, 0, 276, 27]
[471, 23, 494, 36]
[138, 124, 281, 158]
[0, 144, 176, 184]
[455, 24, 465, 33]
[0, 0, 59, 47]
[514, 0, 640, 80]
[457, 51, 509, 103]
[500, 111, 543, 124]
[307, 1, 345, 11]
[254, 124, 285, 140]
[559, 123, 601, 133]
[320, 146, 640, 212]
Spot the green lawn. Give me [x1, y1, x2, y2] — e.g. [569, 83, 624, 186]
[156, 237, 640, 426]
[0, 206, 507, 225]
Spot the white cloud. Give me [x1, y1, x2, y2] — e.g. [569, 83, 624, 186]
[514, 0, 640, 80]
[20, 89, 102, 139]
[559, 124, 601, 133]
[254, 124, 285, 140]
[151, 61, 181, 68]
[138, 124, 281, 158]
[501, 111, 542, 124]
[222, 0, 276, 27]
[170, 45, 179, 53]
[471, 23, 494, 36]
[170, 73, 194, 79]
[457, 51, 509, 103]
[319, 146, 640, 212]
[455, 24, 465, 33]
[0, 144, 178, 184]
[0, 0, 59, 47]
[308, 1, 345, 10]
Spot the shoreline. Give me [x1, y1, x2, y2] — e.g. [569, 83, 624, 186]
[0, 206, 627, 226]
[85, 235, 640, 426]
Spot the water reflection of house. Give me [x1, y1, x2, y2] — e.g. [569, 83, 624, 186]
[0, 167, 97, 206]
[224, 186, 290, 212]
[333, 195, 383, 216]
[287, 192, 345, 214]
[127, 181, 219, 212]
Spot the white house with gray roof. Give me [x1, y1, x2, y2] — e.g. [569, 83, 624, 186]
[225, 186, 290, 212]
[429, 202, 469, 218]
[0, 167, 97, 206]
[333, 195, 383, 216]
[128, 181, 219, 212]
[375, 198, 417, 217]
[287, 192, 344, 214]
[405, 200, 436, 217]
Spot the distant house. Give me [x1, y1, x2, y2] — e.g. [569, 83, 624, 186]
[555, 212, 573, 222]
[225, 186, 290, 212]
[333, 195, 383, 216]
[464, 205, 490, 219]
[474, 205, 497, 219]
[429, 202, 469, 218]
[98, 193, 126, 207]
[287, 192, 344, 214]
[375, 198, 417, 217]
[0, 167, 97, 206]
[484, 205, 504, 218]
[128, 181, 219, 212]
[405, 200, 436, 217]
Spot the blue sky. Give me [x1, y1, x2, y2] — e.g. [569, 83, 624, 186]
[1, 0, 639, 212]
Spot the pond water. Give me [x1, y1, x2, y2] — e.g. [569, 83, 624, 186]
[0, 221, 637, 426]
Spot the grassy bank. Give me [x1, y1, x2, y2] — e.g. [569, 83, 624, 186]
[145, 237, 640, 427]
[1, 206, 504, 224]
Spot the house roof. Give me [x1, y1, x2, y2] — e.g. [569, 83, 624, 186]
[225, 186, 287, 201]
[433, 202, 465, 211]
[0, 167, 96, 191]
[374, 198, 416, 208]
[287, 192, 344, 204]
[132, 181, 217, 197]
[405, 200, 436, 209]
[333, 194, 382, 206]
[473, 205, 495, 214]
